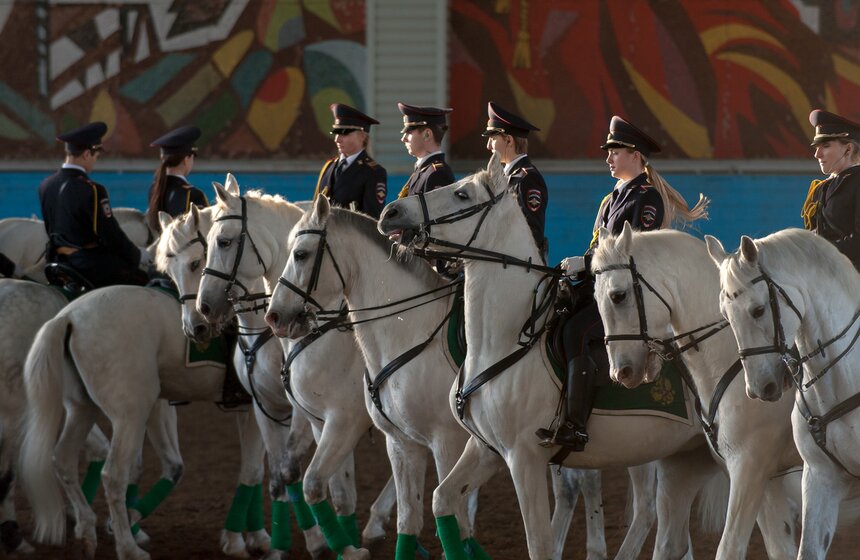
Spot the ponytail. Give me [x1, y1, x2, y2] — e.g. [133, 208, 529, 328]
[644, 162, 709, 228]
[146, 152, 189, 232]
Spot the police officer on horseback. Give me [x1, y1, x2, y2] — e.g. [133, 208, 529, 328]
[538, 116, 709, 450]
[397, 103, 456, 198]
[146, 125, 208, 233]
[801, 109, 860, 270]
[314, 104, 388, 218]
[38, 122, 150, 288]
[483, 102, 549, 258]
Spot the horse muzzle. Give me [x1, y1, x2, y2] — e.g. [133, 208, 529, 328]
[266, 308, 313, 340]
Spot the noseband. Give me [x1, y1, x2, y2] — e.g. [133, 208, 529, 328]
[202, 196, 269, 303]
[276, 227, 347, 315]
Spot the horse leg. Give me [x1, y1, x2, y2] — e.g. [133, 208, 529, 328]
[432, 437, 504, 559]
[0, 418, 32, 555]
[102, 418, 151, 560]
[362, 474, 396, 547]
[430, 435, 477, 544]
[53, 401, 101, 559]
[282, 411, 328, 557]
[221, 408, 266, 559]
[798, 463, 844, 560]
[577, 468, 608, 560]
[615, 462, 657, 560]
[653, 447, 719, 560]
[755, 476, 798, 560]
[81, 424, 109, 505]
[549, 467, 581, 560]
[380, 436, 428, 560]
[508, 449, 557, 559]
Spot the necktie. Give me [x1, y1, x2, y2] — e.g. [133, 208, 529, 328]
[333, 158, 346, 183]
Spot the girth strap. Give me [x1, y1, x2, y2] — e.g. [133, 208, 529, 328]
[237, 329, 290, 426]
[797, 390, 860, 478]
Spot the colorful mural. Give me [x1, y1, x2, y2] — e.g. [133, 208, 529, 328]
[449, 0, 860, 159]
[0, 1, 857, 161]
[0, 0, 367, 159]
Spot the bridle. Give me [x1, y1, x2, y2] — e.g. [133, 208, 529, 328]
[165, 227, 208, 305]
[202, 196, 270, 304]
[276, 227, 347, 316]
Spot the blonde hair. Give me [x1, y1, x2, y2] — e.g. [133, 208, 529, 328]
[644, 161, 709, 228]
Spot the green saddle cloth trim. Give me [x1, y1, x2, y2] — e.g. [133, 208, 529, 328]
[186, 334, 229, 367]
[446, 285, 467, 367]
[545, 337, 689, 421]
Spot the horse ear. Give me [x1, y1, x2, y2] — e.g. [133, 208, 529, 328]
[158, 211, 173, 232]
[225, 173, 241, 196]
[312, 193, 331, 224]
[213, 182, 233, 207]
[704, 235, 728, 266]
[617, 221, 634, 254]
[486, 151, 505, 192]
[739, 235, 759, 265]
[598, 226, 611, 245]
[189, 204, 200, 227]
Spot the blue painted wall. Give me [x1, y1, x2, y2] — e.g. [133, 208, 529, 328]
[1, 171, 813, 264]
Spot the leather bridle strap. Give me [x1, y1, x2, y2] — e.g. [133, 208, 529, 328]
[165, 228, 208, 305]
[276, 227, 346, 314]
[236, 329, 291, 426]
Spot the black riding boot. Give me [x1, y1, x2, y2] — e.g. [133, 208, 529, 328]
[537, 355, 597, 450]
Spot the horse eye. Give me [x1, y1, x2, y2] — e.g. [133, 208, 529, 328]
[217, 237, 231, 249]
[610, 291, 626, 304]
[190, 259, 201, 272]
[751, 305, 766, 319]
[455, 190, 470, 200]
[294, 249, 308, 261]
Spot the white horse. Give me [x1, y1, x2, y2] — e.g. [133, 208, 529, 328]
[18, 276, 293, 560]
[193, 180, 410, 559]
[266, 196, 664, 560]
[377, 153, 729, 559]
[592, 223, 802, 559]
[707, 228, 860, 559]
[0, 208, 153, 278]
[157, 195, 395, 557]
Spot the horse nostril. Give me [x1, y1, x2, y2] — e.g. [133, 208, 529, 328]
[265, 311, 279, 327]
[386, 207, 399, 220]
[764, 381, 778, 399]
[199, 302, 211, 316]
[193, 324, 208, 337]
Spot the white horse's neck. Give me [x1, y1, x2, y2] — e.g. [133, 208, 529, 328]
[245, 197, 303, 292]
[329, 222, 451, 377]
[462, 196, 548, 371]
[791, 267, 860, 408]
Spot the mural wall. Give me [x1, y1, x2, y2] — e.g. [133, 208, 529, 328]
[0, 0, 857, 161]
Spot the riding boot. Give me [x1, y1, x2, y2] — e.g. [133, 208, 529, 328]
[219, 321, 252, 409]
[537, 355, 596, 450]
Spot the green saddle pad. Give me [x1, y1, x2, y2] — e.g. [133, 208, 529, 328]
[545, 338, 689, 422]
[186, 336, 229, 367]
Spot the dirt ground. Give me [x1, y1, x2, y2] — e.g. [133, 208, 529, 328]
[16, 402, 856, 559]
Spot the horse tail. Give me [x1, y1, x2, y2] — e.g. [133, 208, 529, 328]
[695, 470, 729, 534]
[19, 314, 74, 545]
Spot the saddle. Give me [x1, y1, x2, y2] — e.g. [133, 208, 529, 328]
[44, 262, 95, 299]
[546, 278, 600, 368]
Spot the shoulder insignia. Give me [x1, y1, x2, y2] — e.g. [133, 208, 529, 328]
[100, 198, 113, 218]
[526, 188, 542, 212]
[432, 162, 443, 169]
[640, 204, 657, 228]
[365, 158, 377, 168]
[375, 183, 386, 204]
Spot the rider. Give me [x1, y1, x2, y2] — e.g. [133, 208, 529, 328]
[538, 116, 709, 450]
[145, 125, 208, 232]
[801, 109, 860, 270]
[38, 122, 150, 288]
[313, 104, 388, 218]
[483, 101, 549, 258]
[397, 103, 456, 197]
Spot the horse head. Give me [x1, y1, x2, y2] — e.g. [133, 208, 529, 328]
[378, 151, 513, 251]
[593, 222, 670, 388]
[706, 233, 800, 401]
[266, 194, 344, 339]
[156, 205, 218, 343]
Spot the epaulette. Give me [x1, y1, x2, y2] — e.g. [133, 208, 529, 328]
[431, 162, 444, 170]
[363, 157, 377, 168]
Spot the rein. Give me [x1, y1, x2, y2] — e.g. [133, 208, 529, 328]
[594, 256, 740, 457]
[202, 196, 270, 304]
[740, 268, 860, 476]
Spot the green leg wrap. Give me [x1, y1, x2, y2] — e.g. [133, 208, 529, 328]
[395, 533, 417, 559]
[133, 478, 175, 520]
[224, 484, 254, 533]
[309, 500, 352, 554]
[436, 515, 467, 560]
[463, 536, 492, 559]
[337, 514, 359, 547]
[245, 483, 264, 532]
[287, 482, 316, 531]
[126, 484, 140, 508]
[271, 500, 292, 551]
[81, 461, 104, 504]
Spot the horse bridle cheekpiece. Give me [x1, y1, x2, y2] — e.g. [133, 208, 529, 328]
[166, 228, 207, 305]
[276, 226, 346, 316]
[202, 196, 268, 303]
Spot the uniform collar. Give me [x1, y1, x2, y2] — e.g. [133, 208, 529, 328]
[614, 172, 647, 192]
[416, 151, 444, 170]
[504, 153, 528, 176]
[168, 173, 188, 183]
[61, 163, 87, 174]
[338, 150, 363, 169]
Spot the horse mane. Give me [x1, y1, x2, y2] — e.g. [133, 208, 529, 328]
[320, 208, 443, 285]
[723, 228, 858, 295]
[154, 215, 190, 271]
[592, 229, 707, 271]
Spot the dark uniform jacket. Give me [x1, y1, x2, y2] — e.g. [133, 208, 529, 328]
[314, 150, 388, 218]
[38, 167, 140, 266]
[399, 153, 455, 198]
[803, 165, 860, 269]
[506, 155, 548, 254]
[149, 175, 208, 218]
[587, 173, 664, 253]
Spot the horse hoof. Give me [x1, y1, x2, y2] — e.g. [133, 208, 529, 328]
[134, 528, 152, 550]
[11, 539, 35, 554]
[362, 533, 387, 555]
[220, 529, 250, 559]
[310, 547, 336, 560]
[244, 529, 271, 555]
[340, 546, 371, 560]
[261, 550, 290, 560]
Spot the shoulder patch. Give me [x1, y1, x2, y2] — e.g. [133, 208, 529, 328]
[100, 198, 113, 218]
[526, 188, 542, 212]
[640, 204, 657, 228]
[375, 183, 386, 204]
